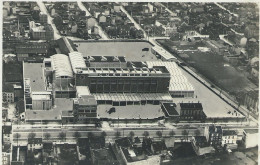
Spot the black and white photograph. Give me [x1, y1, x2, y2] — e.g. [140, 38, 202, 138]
[1, 1, 259, 164]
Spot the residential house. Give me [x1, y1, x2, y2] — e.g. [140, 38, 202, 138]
[3, 83, 14, 103]
[205, 125, 223, 147]
[31, 24, 54, 40]
[164, 137, 175, 149]
[242, 129, 258, 149]
[2, 144, 11, 165]
[191, 136, 215, 156]
[27, 138, 43, 150]
[15, 43, 48, 61]
[99, 15, 107, 23]
[71, 22, 78, 34]
[114, 5, 121, 12]
[2, 125, 12, 143]
[87, 17, 96, 29]
[42, 142, 54, 164]
[151, 141, 167, 155]
[39, 12, 48, 24]
[222, 130, 238, 150]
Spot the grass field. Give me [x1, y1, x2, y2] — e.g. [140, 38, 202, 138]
[157, 39, 257, 95]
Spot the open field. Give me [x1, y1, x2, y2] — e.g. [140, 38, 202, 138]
[157, 39, 257, 95]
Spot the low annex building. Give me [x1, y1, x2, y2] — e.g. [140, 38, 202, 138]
[161, 102, 206, 121]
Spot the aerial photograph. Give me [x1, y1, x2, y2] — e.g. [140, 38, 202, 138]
[1, 1, 259, 165]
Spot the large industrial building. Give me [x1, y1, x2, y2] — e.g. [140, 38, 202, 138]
[23, 37, 196, 123]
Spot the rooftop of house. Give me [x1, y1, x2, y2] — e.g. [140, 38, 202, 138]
[3, 83, 14, 93]
[164, 137, 175, 148]
[15, 43, 48, 54]
[28, 138, 42, 144]
[43, 142, 53, 150]
[152, 140, 167, 152]
[223, 130, 237, 136]
[194, 136, 209, 148]
[3, 143, 11, 153]
[115, 137, 132, 148]
[3, 125, 12, 134]
[209, 125, 222, 134]
[92, 148, 120, 165]
[3, 62, 23, 83]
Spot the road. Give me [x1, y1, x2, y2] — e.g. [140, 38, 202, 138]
[77, 1, 110, 40]
[37, 1, 61, 40]
[12, 125, 204, 145]
[214, 2, 239, 18]
[120, 5, 148, 39]
[12, 121, 256, 145]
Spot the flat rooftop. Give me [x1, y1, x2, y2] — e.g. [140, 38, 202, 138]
[162, 103, 179, 116]
[97, 104, 165, 119]
[74, 41, 157, 61]
[23, 63, 45, 92]
[244, 129, 258, 134]
[25, 110, 61, 121]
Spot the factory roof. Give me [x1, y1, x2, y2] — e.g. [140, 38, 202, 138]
[51, 54, 73, 78]
[152, 46, 177, 61]
[69, 51, 87, 73]
[146, 61, 194, 92]
[93, 93, 172, 102]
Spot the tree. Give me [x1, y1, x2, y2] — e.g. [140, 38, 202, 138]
[115, 131, 121, 139]
[58, 132, 66, 142]
[194, 129, 201, 137]
[73, 131, 81, 141]
[143, 131, 149, 138]
[156, 131, 162, 139]
[14, 133, 21, 146]
[43, 133, 51, 141]
[169, 130, 176, 137]
[28, 132, 36, 140]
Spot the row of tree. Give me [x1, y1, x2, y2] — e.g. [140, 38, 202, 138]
[13, 129, 201, 145]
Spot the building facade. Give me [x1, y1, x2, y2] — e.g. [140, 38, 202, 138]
[75, 66, 170, 93]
